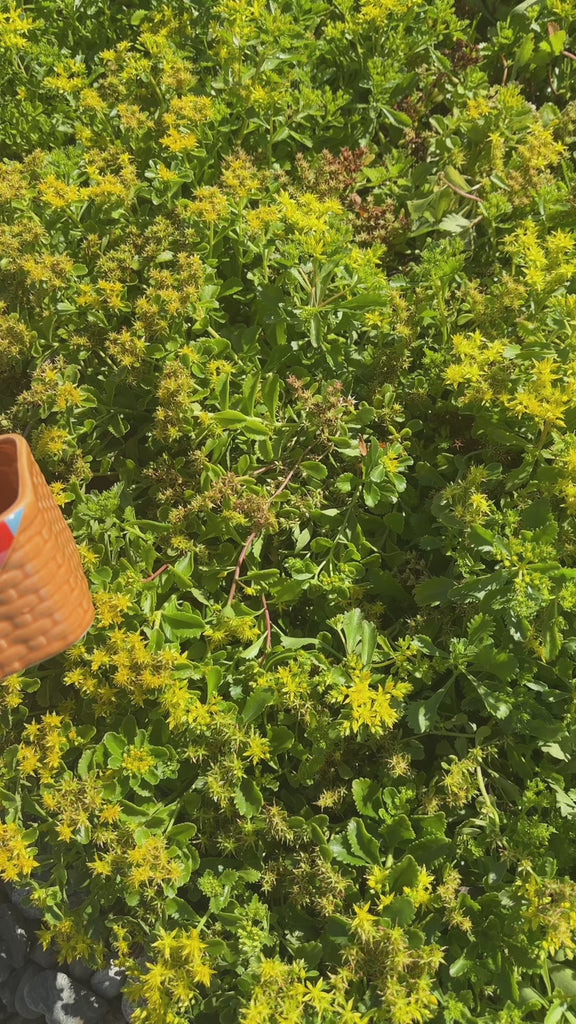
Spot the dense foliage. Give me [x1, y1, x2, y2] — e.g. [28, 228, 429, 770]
[4, 0, 576, 1020]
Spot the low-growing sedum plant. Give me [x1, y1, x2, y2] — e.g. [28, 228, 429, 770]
[4, 0, 576, 1022]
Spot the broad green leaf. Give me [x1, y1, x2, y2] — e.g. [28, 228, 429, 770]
[380, 815, 416, 849]
[346, 819, 381, 865]
[414, 577, 454, 606]
[234, 778, 263, 817]
[242, 688, 275, 723]
[352, 779, 382, 819]
[161, 610, 205, 639]
[388, 855, 420, 892]
[104, 732, 126, 756]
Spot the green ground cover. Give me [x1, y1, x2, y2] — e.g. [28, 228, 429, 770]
[4, 0, 576, 1020]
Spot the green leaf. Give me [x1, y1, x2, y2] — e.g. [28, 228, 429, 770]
[407, 836, 452, 864]
[405, 684, 449, 734]
[212, 410, 270, 437]
[242, 688, 275, 723]
[444, 165, 472, 192]
[346, 818, 381, 865]
[104, 732, 126, 756]
[380, 815, 416, 850]
[262, 375, 280, 420]
[352, 779, 382, 819]
[387, 895, 415, 926]
[363, 481, 380, 507]
[300, 460, 328, 481]
[515, 33, 535, 67]
[77, 749, 93, 780]
[549, 965, 576, 998]
[161, 610, 205, 639]
[341, 608, 364, 655]
[450, 955, 473, 978]
[473, 646, 518, 682]
[388, 855, 419, 892]
[268, 726, 293, 753]
[361, 620, 377, 667]
[328, 835, 369, 866]
[234, 778, 263, 817]
[414, 577, 454, 606]
[168, 822, 198, 843]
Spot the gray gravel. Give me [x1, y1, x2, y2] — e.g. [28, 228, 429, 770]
[88, 971, 124, 1004]
[28, 948, 56, 972]
[13, 964, 43, 1020]
[25, 972, 108, 1024]
[0, 910, 28, 969]
[0, 890, 135, 1023]
[62, 965, 92, 987]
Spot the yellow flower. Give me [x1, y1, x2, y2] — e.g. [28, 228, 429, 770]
[466, 96, 491, 119]
[17, 745, 40, 775]
[0, 3, 36, 49]
[94, 592, 132, 627]
[359, 0, 423, 25]
[56, 823, 75, 843]
[350, 902, 378, 942]
[221, 151, 261, 197]
[49, 481, 69, 506]
[404, 867, 434, 908]
[34, 426, 70, 459]
[160, 127, 198, 154]
[99, 803, 122, 823]
[122, 746, 156, 775]
[0, 823, 38, 880]
[38, 175, 82, 209]
[243, 733, 272, 765]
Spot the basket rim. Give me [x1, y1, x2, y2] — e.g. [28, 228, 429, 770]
[0, 433, 30, 522]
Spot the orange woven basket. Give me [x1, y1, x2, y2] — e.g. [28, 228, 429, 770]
[0, 434, 94, 679]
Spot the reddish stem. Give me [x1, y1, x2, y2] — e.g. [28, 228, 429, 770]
[443, 176, 482, 204]
[227, 532, 257, 605]
[143, 563, 170, 583]
[261, 595, 272, 650]
[227, 447, 312, 606]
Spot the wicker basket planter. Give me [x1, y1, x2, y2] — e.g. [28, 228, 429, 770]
[0, 434, 94, 679]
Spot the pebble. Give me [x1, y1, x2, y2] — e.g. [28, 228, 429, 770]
[90, 967, 125, 1001]
[0, 967, 28, 1013]
[13, 964, 42, 1020]
[5, 891, 42, 923]
[66, 962, 93, 985]
[28, 943, 58, 970]
[0, 909, 28, 968]
[24, 971, 108, 1024]
[120, 995, 135, 1022]
[0, 951, 12, 984]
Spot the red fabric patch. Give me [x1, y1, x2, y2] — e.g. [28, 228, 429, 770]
[0, 521, 14, 554]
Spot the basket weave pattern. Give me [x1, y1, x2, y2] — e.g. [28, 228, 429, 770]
[0, 435, 94, 679]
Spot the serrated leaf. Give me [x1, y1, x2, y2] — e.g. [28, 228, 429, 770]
[234, 778, 263, 817]
[104, 732, 126, 756]
[380, 814, 416, 849]
[388, 855, 419, 892]
[408, 836, 452, 864]
[352, 779, 382, 819]
[346, 818, 381, 865]
[328, 835, 369, 866]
